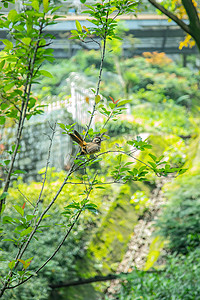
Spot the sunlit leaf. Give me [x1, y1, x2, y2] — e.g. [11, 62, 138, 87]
[95, 95, 101, 104]
[43, 0, 49, 13]
[7, 9, 18, 22]
[40, 70, 53, 78]
[8, 260, 15, 269]
[20, 227, 33, 237]
[75, 20, 82, 32]
[13, 205, 24, 217]
[0, 39, 13, 50]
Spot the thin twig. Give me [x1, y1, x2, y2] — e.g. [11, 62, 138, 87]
[17, 188, 35, 208]
[33, 122, 57, 216]
[84, 8, 109, 139]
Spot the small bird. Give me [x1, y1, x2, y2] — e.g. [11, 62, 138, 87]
[69, 130, 101, 155]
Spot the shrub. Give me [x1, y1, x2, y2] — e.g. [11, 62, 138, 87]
[156, 171, 200, 254]
[109, 248, 200, 300]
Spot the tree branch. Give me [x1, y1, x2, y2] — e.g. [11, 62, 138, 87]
[181, 0, 200, 32]
[33, 122, 57, 215]
[49, 270, 164, 289]
[0, 23, 44, 214]
[147, 0, 192, 35]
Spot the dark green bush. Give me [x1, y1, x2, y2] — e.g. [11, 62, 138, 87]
[109, 248, 200, 300]
[156, 172, 200, 254]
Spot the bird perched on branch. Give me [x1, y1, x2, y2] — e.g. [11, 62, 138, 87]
[69, 130, 101, 155]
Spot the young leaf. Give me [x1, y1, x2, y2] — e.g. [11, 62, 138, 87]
[76, 20, 82, 32]
[0, 39, 13, 50]
[0, 116, 6, 125]
[0, 192, 8, 201]
[8, 260, 16, 269]
[117, 100, 132, 107]
[40, 70, 53, 78]
[17, 259, 26, 266]
[21, 37, 32, 46]
[43, 0, 49, 13]
[149, 153, 157, 162]
[20, 227, 33, 237]
[7, 9, 18, 22]
[13, 205, 24, 217]
[32, 0, 40, 11]
[58, 123, 66, 130]
[95, 95, 101, 104]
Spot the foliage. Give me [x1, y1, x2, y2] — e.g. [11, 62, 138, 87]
[0, 169, 115, 299]
[2, 1, 172, 297]
[0, 0, 197, 298]
[143, 51, 173, 67]
[156, 170, 200, 254]
[132, 102, 194, 136]
[35, 51, 200, 112]
[87, 183, 150, 273]
[109, 248, 200, 300]
[0, 0, 59, 210]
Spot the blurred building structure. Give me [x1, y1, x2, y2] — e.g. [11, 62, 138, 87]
[0, 0, 198, 60]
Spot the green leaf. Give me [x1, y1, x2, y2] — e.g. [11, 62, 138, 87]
[0, 203, 6, 214]
[58, 123, 66, 130]
[75, 20, 82, 32]
[0, 116, 6, 125]
[40, 70, 53, 78]
[95, 95, 101, 104]
[43, 0, 49, 13]
[28, 98, 36, 110]
[8, 9, 18, 22]
[4, 82, 15, 92]
[178, 168, 188, 175]
[100, 128, 107, 134]
[109, 102, 115, 109]
[0, 59, 5, 69]
[84, 4, 95, 11]
[149, 153, 157, 162]
[13, 170, 27, 175]
[1, 102, 9, 110]
[2, 238, 15, 242]
[0, 192, 8, 201]
[1, 39, 13, 50]
[21, 37, 32, 45]
[117, 100, 132, 107]
[13, 205, 24, 217]
[8, 260, 16, 269]
[25, 256, 34, 264]
[84, 203, 98, 214]
[26, 215, 36, 221]
[32, 0, 39, 11]
[20, 227, 33, 237]
[2, 216, 13, 224]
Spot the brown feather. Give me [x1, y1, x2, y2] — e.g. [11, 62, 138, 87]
[85, 142, 101, 154]
[69, 133, 83, 146]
